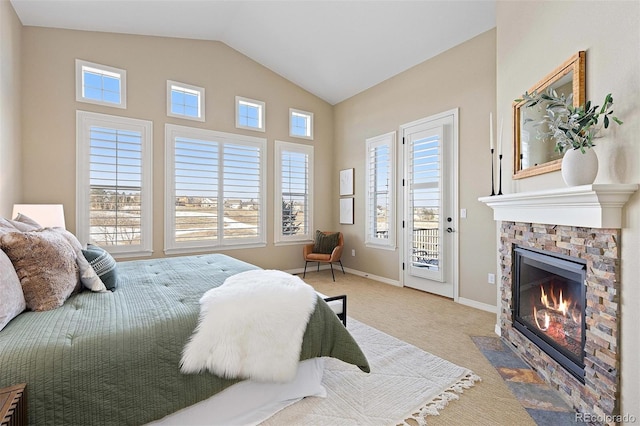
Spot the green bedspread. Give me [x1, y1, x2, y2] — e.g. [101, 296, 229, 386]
[0, 254, 369, 425]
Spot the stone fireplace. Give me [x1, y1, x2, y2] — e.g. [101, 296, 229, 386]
[480, 184, 638, 422]
[501, 222, 619, 417]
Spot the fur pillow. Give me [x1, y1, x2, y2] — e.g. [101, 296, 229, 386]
[0, 229, 81, 311]
[0, 249, 26, 331]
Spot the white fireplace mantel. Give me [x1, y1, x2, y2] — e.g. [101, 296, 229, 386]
[478, 184, 638, 229]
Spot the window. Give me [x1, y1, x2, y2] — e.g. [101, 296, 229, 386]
[275, 141, 313, 244]
[235, 96, 265, 132]
[167, 80, 205, 121]
[75, 59, 126, 108]
[289, 108, 314, 140]
[76, 111, 153, 257]
[365, 131, 396, 249]
[165, 124, 266, 254]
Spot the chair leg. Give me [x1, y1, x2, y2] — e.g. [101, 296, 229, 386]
[305, 261, 341, 281]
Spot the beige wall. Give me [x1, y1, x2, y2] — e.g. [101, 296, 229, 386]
[497, 0, 640, 417]
[19, 27, 334, 270]
[333, 29, 497, 306]
[0, 0, 22, 217]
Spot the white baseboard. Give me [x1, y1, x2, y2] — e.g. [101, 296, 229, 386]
[494, 323, 502, 336]
[285, 265, 401, 287]
[457, 297, 498, 314]
[288, 266, 498, 317]
[342, 267, 401, 287]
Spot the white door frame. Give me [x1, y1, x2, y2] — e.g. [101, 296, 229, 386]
[399, 108, 459, 301]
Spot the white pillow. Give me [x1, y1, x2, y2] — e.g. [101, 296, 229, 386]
[0, 249, 26, 331]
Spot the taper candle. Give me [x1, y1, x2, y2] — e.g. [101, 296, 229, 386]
[498, 117, 504, 155]
[490, 113, 494, 150]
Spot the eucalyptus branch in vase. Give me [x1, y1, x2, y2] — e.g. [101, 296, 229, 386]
[516, 88, 623, 154]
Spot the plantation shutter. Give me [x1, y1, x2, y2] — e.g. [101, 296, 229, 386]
[173, 137, 219, 243]
[368, 143, 391, 240]
[409, 129, 442, 271]
[281, 149, 309, 236]
[222, 143, 261, 240]
[89, 126, 143, 246]
[365, 132, 395, 248]
[165, 125, 266, 253]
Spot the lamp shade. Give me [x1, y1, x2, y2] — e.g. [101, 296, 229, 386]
[12, 204, 66, 229]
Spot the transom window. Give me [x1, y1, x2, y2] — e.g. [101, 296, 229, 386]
[167, 80, 205, 121]
[275, 141, 314, 244]
[76, 111, 153, 257]
[165, 124, 267, 254]
[365, 131, 396, 249]
[75, 59, 126, 108]
[289, 108, 314, 140]
[235, 96, 265, 132]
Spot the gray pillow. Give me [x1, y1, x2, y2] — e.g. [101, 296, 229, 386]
[7, 217, 40, 232]
[313, 231, 339, 254]
[7, 212, 42, 232]
[0, 249, 26, 331]
[82, 244, 118, 291]
[0, 218, 19, 236]
[49, 228, 107, 293]
[12, 213, 42, 228]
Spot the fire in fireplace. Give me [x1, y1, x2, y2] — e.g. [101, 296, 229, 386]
[513, 246, 587, 382]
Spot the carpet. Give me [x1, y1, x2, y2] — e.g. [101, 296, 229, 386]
[262, 318, 481, 426]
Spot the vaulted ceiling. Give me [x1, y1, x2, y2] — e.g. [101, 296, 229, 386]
[10, 0, 496, 105]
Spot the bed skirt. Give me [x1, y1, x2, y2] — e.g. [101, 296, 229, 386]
[149, 358, 326, 425]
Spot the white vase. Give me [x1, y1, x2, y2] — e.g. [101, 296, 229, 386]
[561, 147, 598, 186]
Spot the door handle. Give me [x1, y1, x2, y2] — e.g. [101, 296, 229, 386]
[447, 227, 454, 233]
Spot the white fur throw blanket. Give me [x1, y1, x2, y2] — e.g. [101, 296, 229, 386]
[180, 269, 317, 383]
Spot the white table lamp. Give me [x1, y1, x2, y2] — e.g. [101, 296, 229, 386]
[12, 204, 66, 229]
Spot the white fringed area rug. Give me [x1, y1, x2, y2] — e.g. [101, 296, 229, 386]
[262, 318, 481, 426]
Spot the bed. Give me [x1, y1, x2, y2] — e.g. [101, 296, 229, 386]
[0, 252, 369, 425]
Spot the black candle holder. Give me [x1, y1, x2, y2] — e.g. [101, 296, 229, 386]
[498, 154, 503, 195]
[490, 148, 495, 196]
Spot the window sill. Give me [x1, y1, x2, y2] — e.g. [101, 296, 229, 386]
[111, 249, 153, 260]
[274, 239, 314, 247]
[164, 242, 267, 256]
[365, 242, 396, 251]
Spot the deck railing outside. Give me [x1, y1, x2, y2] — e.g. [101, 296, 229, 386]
[412, 227, 439, 267]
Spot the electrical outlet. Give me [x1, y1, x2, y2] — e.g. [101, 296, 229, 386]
[351, 249, 356, 256]
[488, 273, 495, 284]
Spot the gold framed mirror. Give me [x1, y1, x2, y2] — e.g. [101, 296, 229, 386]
[512, 51, 585, 179]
